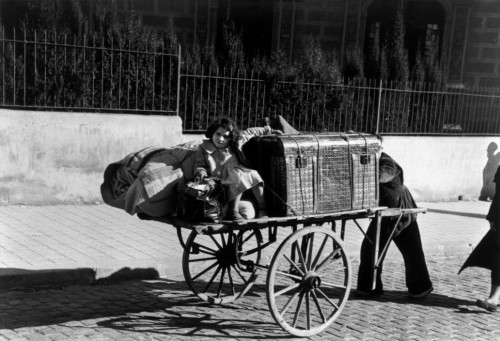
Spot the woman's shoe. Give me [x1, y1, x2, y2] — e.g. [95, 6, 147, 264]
[256, 209, 268, 219]
[408, 286, 434, 299]
[476, 299, 497, 312]
[226, 210, 245, 222]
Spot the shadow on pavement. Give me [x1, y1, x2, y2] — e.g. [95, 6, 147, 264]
[349, 290, 475, 310]
[0, 267, 96, 290]
[0, 278, 289, 339]
[0, 266, 161, 291]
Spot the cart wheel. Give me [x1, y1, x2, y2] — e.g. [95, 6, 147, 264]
[266, 226, 351, 337]
[182, 228, 262, 304]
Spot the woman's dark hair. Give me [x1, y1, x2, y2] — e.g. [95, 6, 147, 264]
[205, 117, 241, 150]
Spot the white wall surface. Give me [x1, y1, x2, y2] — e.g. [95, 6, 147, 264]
[0, 109, 498, 204]
[381, 136, 498, 202]
[0, 109, 183, 204]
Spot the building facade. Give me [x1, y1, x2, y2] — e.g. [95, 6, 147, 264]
[1, 0, 500, 88]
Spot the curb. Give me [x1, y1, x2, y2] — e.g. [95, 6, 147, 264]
[0, 261, 173, 291]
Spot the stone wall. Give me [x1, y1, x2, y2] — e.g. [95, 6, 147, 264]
[466, 0, 500, 87]
[0, 109, 183, 205]
[113, 0, 217, 47]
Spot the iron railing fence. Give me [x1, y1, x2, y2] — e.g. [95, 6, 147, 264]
[182, 73, 500, 135]
[2, 28, 500, 135]
[0, 28, 179, 114]
[180, 65, 267, 132]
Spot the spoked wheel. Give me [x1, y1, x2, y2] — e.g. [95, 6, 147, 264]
[182, 228, 263, 304]
[266, 226, 351, 337]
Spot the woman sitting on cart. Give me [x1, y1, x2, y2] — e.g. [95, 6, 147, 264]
[193, 117, 280, 221]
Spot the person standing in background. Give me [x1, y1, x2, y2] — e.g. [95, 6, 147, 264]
[480, 142, 500, 201]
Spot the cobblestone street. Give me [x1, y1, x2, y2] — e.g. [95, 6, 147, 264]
[1, 255, 499, 341]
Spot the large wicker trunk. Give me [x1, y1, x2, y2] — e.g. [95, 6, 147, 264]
[244, 133, 381, 216]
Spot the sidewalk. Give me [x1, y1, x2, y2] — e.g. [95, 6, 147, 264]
[0, 200, 492, 290]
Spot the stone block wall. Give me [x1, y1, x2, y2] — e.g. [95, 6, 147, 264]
[113, 0, 217, 47]
[465, 0, 500, 87]
[292, 0, 346, 52]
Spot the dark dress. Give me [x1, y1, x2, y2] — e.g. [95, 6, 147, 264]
[357, 152, 433, 294]
[459, 165, 500, 285]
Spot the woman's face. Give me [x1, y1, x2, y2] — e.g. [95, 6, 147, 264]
[212, 127, 231, 148]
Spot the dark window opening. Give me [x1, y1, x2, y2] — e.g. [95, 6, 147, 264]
[364, 0, 445, 69]
[216, 0, 274, 60]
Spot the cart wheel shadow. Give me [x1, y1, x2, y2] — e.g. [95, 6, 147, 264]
[0, 278, 290, 339]
[96, 310, 290, 339]
[93, 281, 292, 339]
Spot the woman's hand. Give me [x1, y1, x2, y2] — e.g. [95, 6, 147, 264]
[194, 169, 207, 183]
[271, 129, 283, 135]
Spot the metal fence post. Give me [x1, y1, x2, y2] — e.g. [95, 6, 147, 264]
[176, 44, 181, 117]
[375, 79, 383, 134]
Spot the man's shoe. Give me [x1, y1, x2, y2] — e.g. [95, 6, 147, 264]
[408, 286, 433, 299]
[476, 299, 497, 312]
[354, 288, 384, 297]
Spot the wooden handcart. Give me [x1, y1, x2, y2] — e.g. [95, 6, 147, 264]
[157, 206, 426, 337]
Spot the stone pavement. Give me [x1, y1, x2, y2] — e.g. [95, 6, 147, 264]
[0, 200, 492, 289]
[0, 200, 498, 340]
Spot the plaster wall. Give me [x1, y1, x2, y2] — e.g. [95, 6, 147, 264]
[381, 135, 498, 202]
[0, 109, 183, 205]
[0, 109, 498, 205]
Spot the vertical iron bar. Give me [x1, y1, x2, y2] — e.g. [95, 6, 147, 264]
[480, 88, 489, 133]
[135, 44, 139, 110]
[183, 61, 189, 129]
[207, 65, 212, 123]
[468, 90, 476, 133]
[118, 37, 122, 110]
[110, 35, 113, 108]
[34, 30, 37, 106]
[199, 66, 204, 126]
[44, 30, 47, 106]
[228, 67, 233, 119]
[82, 33, 86, 108]
[159, 42, 164, 111]
[434, 84, 442, 133]
[375, 79, 382, 134]
[151, 40, 155, 110]
[214, 66, 219, 121]
[418, 82, 425, 133]
[143, 41, 147, 111]
[2, 26, 4, 105]
[177, 44, 182, 116]
[127, 39, 130, 109]
[92, 35, 95, 108]
[63, 33, 67, 107]
[13, 29, 15, 106]
[168, 45, 173, 111]
[460, 88, 468, 133]
[23, 29, 26, 106]
[235, 68, 240, 125]
[190, 66, 196, 128]
[101, 36, 104, 108]
[261, 77, 266, 123]
[221, 67, 226, 116]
